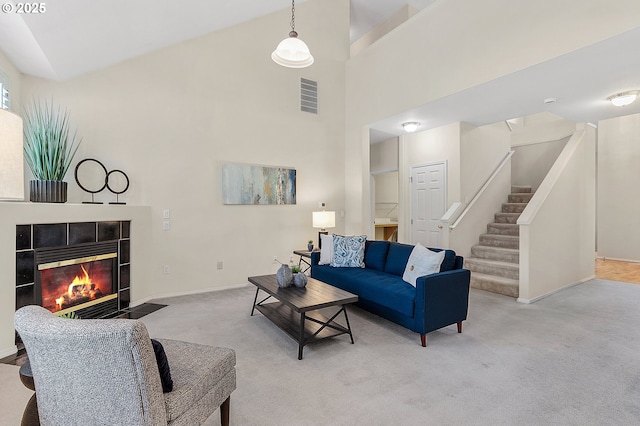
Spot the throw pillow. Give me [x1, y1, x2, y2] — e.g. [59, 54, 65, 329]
[330, 235, 366, 268]
[151, 339, 173, 393]
[402, 243, 446, 286]
[319, 234, 334, 265]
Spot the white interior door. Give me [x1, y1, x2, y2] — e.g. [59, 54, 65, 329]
[410, 162, 446, 247]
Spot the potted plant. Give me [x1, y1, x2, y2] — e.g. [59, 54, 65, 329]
[307, 240, 314, 251]
[23, 99, 82, 203]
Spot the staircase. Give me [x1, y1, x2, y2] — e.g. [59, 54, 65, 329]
[465, 186, 533, 298]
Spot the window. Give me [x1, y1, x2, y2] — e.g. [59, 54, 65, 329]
[0, 69, 10, 110]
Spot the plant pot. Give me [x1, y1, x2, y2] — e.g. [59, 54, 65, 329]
[307, 243, 313, 251]
[30, 180, 68, 203]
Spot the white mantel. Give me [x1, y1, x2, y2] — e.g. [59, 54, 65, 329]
[0, 201, 152, 357]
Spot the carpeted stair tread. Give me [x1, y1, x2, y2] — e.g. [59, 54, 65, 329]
[471, 245, 519, 263]
[487, 223, 519, 236]
[479, 233, 519, 249]
[511, 185, 532, 193]
[494, 213, 521, 224]
[470, 272, 519, 297]
[502, 203, 528, 213]
[465, 258, 519, 279]
[508, 193, 534, 203]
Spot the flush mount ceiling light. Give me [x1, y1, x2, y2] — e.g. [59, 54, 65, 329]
[271, 0, 314, 68]
[607, 90, 639, 107]
[402, 122, 420, 133]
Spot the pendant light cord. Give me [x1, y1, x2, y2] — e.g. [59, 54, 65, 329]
[290, 0, 296, 32]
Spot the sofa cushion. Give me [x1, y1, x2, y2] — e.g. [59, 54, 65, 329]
[160, 339, 236, 423]
[364, 240, 390, 271]
[331, 235, 366, 268]
[383, 242, 414, 276]
[313, 265, 415, 317]
[402, 243, 446, 286]
[428, 248, 457, 272]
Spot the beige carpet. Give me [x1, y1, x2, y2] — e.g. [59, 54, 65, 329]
[0, 364, 34, 425]
[3, 279, 640, 425]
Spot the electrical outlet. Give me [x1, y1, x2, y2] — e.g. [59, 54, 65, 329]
[163, 209, 170, 219]
[162, 221, 170, 231]
[162, 265, 170, 274]
[217, 261, 223, 270]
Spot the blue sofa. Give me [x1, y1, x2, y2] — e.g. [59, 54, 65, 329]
[311, 240, 470, 346]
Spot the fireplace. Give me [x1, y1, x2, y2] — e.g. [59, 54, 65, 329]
[35, 241, 119, 318]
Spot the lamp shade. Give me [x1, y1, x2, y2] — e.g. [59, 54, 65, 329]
[272, 32, 314, 68]
[312, 211, 335, 230]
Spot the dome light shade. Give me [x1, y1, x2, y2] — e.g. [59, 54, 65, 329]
[402, 122, 420, 133]
[608, 90, 639, 107]
[272, 31, 314, 68]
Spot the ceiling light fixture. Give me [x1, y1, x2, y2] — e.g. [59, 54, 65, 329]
[402, 122, 420, 133]
[607, 90, 639, 107]
[271, 0, 314, 68]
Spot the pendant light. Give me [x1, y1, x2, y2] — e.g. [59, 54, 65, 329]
[271, 0, 314, 68]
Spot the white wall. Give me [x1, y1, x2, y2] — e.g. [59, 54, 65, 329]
[370, 137, 398, 173]
[460, 122, 511, 204]
[512, 137, 570, 190]
[15, 0, 349, 304]
[345, 0, 640, 238]
[597, 113, 640, 262]
[518, 125, 596, 302]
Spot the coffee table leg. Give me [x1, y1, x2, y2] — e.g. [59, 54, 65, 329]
[298, 313, 306, 360]
[343, 306, 354, 344]
[250, 287, 260, 316]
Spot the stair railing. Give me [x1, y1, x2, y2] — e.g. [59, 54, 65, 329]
[449, 150, 515, 230]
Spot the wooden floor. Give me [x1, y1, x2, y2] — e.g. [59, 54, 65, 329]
[595, 258, 640, 285]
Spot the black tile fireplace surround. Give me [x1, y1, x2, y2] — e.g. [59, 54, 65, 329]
[15, 221, 131, 318]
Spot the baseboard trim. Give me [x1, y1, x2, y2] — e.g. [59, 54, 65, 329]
[595, 256, 640, 264]
[130, 282, 251, 307]
[517, 275, 594, 304]
[0, 345, 18, 359]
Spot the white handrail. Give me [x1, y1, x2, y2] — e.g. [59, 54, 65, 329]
[450, 150, 515, 229]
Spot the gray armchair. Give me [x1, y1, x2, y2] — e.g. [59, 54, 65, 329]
[14, 305, 236, 426]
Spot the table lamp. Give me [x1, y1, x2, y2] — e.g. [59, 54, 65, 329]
[312, 211, 335, 248]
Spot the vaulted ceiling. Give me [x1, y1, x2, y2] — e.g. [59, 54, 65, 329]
[1, 0, 639, 140]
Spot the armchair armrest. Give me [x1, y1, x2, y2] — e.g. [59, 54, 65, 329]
[414, 268, 470, 334]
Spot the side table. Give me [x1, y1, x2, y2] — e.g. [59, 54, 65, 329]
[293, 249, 317, 274]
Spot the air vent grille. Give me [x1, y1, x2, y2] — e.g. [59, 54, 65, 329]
[301, 78, 318, 114]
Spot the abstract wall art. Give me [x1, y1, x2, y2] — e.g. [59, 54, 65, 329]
[222, 163, 296, 205]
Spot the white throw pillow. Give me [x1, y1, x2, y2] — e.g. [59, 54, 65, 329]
[402, 243, 445, 287]
[319, 234, 334, 265]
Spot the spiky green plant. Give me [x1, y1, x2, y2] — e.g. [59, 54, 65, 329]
[23, 99, 81, 181]
[58, 311, 80, 319]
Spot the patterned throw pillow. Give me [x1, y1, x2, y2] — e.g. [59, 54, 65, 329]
[330, 235, 367, 268]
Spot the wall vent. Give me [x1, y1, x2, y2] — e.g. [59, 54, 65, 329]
[300, 78, 318, 114]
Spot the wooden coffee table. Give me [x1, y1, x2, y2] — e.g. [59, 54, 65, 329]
[248, 274, 358, 360]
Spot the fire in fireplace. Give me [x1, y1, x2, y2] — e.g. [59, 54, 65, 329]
[39, 255, 116, 313]
[35, 241, 119, 318]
